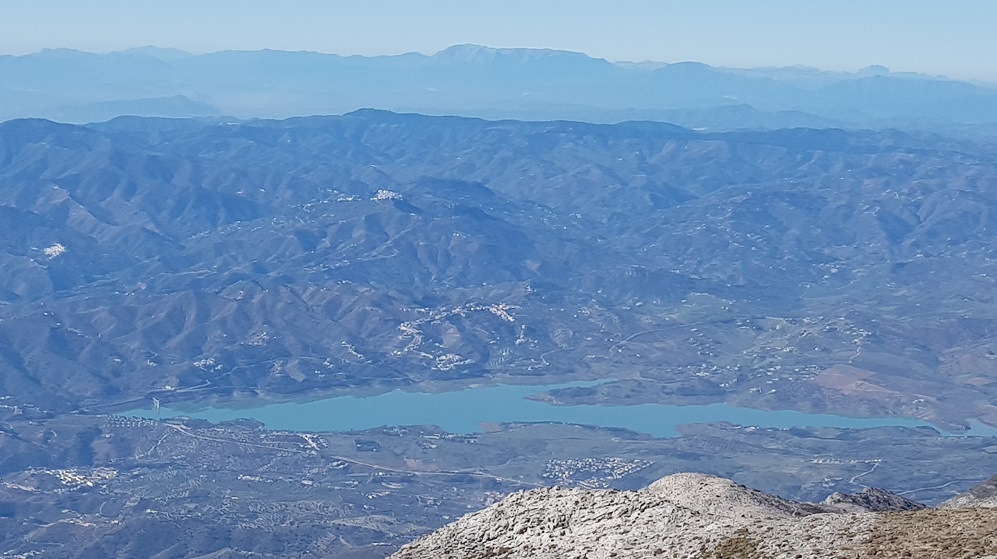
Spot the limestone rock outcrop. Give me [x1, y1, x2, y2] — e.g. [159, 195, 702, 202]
[392, 473, 997, 559]
[941, 474, 997, 509]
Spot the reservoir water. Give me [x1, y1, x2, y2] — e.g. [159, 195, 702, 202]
[130, 382, 997, 438]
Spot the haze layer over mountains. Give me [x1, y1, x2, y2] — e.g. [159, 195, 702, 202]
[3, 45, 997, 131]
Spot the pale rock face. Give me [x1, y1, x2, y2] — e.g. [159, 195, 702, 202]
[940, 474, 997, 509]
[644, 473, 827, 517]
[392, 473, 997, 559]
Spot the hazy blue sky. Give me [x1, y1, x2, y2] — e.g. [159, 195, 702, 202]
[3, 0, 996, 81]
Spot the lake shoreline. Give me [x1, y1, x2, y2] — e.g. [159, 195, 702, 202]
[126, 381, 997, 438]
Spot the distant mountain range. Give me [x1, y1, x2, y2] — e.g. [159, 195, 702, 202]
[2, 45, 997, 131]
[2, 111, 997, 433]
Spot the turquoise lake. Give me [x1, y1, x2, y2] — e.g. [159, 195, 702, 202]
[130, 383, 997, 438]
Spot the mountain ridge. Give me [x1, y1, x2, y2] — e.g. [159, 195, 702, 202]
[1, 111, 997, 558]
[391, 473, 994, 558]
[2, 112, 997, 435]
[3, 45, 997, 131]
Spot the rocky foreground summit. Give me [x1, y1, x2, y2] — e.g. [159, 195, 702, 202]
[392, 473, 997, 559]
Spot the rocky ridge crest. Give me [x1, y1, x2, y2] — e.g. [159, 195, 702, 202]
[392, 473, 997, 559]
[941, 473, 997, 509]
